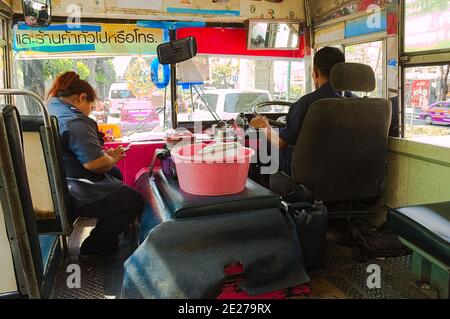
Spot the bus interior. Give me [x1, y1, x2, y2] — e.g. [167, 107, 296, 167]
[0, 0, 449, 300]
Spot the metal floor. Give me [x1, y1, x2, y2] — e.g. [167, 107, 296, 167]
[51, 219, 430, 299]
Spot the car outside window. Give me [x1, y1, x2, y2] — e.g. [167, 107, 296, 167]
[224, 93, 271, 113]
[111, 89, 136, 99]
[202, 94, 219, 111]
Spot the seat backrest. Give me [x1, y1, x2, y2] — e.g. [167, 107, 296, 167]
[0, 105, 43, 297]
[21, 115, 73, 235]
[292, 62, 391, 203]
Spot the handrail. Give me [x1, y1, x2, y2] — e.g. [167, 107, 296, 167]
[0, 89, 50, 127]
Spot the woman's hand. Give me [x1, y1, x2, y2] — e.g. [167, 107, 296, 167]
[83, 146, 125, 174]
[106, 146, 126, 161]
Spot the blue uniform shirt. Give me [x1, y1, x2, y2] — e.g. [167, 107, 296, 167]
[278, 82, 343, 174]
[48, 97, 122, 209]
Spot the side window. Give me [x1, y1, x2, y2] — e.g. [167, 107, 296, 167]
[401, 1, 450, 141]
[202, 94, 219, 112]
[344, 41, 384, 98]
[14, 56, 170, 136]
[0, 19, 6, 105]
[404, 65, 450, 139]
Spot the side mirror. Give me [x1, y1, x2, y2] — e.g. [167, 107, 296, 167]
[22, 0, 51, 27]
[157, 37, 197, 65]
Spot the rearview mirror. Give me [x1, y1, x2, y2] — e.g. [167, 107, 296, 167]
[157, 37, 197, 65]
[247, 19, 301, 50]
[22, 0, 51, 27]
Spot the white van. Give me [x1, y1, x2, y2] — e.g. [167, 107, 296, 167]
[188, 89, 273, 121]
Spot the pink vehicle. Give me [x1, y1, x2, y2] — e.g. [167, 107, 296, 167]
[120, 100, 161, 133]
[418, 101, 450, 125]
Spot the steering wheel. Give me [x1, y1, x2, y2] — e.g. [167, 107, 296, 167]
[252, 101, 294, 127]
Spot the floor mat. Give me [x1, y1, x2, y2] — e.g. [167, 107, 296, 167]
[51, 220, 430, 299]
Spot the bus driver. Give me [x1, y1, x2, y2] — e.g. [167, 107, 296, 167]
[250, 47, 348, 175]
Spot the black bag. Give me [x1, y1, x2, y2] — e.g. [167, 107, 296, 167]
[285, 201, 328, 271]
[350, 221, 411, 262]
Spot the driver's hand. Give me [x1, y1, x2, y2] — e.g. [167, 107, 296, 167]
[250, 116, 270, 129]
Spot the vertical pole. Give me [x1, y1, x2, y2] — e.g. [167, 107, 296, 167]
[399, 0, 406, 138]
[169, 29, 178, 129]
[287, 61, 291, 101]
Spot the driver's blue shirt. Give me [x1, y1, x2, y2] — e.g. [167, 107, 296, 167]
[278, 82, 344, 174]
[48, 97, 122, 209]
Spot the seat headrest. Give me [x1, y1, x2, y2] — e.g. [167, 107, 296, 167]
[330, 62, 376, 92]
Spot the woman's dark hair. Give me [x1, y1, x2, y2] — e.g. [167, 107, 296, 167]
[313, 46, 345, 79]
[47, 71, 97, 101]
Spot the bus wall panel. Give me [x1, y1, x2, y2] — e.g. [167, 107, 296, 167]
[13, 0, 305, 22]
[0, 203, 18, 294]
[23, 132, 55, 218]
[384, 138, 450, 208]
[1, 0, 12, 9]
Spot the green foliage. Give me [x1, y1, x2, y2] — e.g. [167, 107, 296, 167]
[76, 61, 90, 80]
[42, 59, 90, 81]
[211, 62, 232, 87]
[406, 0, 448, 15]
[43, 59, 74, 80]
[290, 86, 303, 98]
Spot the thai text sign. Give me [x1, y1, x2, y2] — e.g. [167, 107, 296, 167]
[13, 23, 165, 56]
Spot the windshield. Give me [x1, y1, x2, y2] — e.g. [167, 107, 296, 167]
[224, 93, 271, 113]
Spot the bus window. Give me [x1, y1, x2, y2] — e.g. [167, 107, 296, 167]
[401, 0, 450, 142]
[405, 0, 450, 53]
[404, 64, 450, 140]
[178, 56, 305, 122]
[345, 41, 384, 98]
[13, 56, 169, 137]
[0, 19, 6, 105]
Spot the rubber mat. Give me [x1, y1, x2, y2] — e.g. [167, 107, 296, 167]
[51, 220, 430, 299]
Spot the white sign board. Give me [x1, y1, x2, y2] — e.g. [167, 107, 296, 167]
[117, 0, 163, 11]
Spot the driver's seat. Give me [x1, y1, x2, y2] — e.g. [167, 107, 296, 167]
[274, 63, 391, 217]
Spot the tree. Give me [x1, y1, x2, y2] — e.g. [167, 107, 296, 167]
[439, 65, 449, 101]
[43, 59, 74, 80]
[95, 58, 117, 99]
[211, 62, 232, 88]
[76, 61, 90, 81]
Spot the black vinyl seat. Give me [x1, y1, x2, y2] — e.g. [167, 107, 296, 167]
[387, 202, 450, 266]
[387, 201, 450, 299]
[21, 115, 73, 234]
[272, 63, 391, 216]
[0, 105, 61, 298]
[154, 170, 281, 218]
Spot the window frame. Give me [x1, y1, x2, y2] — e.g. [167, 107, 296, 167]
[400, 0, 450, 65]
[399, 0, 450, 138]
[343, 38, 387, 99]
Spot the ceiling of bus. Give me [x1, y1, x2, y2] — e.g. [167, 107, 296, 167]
[12, 0, 306, 22]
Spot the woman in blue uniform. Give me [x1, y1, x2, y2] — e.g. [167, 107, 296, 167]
[47, 71, 144, 259]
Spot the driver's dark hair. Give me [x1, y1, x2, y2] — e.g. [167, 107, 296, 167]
[313, 46, 345, 79]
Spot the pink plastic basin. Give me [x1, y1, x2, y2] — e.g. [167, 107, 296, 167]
[171, 143, 255, 196]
